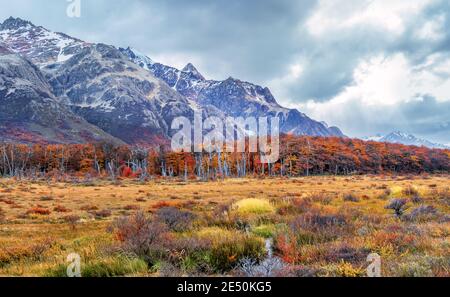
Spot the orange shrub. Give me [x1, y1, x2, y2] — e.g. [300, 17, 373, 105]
[26, 207, 51, 216]
[274, 230, 302, 264]
[54, 205, 71, 213]
[152, 201, 180, 210]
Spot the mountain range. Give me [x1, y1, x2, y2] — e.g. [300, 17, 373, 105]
[0, 17, 344, 145]
[364, 131, 449, 149]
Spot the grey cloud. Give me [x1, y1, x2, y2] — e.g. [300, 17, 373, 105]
[319, 96, 450, 143]
[287, 0, 450, 102]
[286, 27, 398, 101]
[393, 0, 450, 65]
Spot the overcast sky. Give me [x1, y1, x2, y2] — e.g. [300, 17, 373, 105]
[1, 0, 449, 143]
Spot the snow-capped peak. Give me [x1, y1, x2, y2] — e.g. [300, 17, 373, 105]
[390, 131, 411, 139]
[0, 17, 87, 66]
[364, 134, 383, 141]
[182, 63, 205, 80]
[122, 47, 154, 69]
[0, 17, 34, 31]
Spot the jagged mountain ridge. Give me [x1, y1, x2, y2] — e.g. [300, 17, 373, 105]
[0, 43, 122, 144]
[0, 16, 345, 145]
[365, 131, 449, 149]
[120, 47, 344, 137]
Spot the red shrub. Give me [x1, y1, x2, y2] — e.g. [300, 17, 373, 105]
[54, 205, 71, 213]
[121, 166, 133, 178]
[26, 207, 51, 216]
[274, 231, 302, 264]
[152, 201, 180, 210]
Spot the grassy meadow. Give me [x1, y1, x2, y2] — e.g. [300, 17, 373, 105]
[0, 175, 449, 277]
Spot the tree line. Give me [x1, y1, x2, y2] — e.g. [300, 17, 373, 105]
[1, 135, 449, 180]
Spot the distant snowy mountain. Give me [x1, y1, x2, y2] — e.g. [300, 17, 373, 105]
[364, 131, 449, 149]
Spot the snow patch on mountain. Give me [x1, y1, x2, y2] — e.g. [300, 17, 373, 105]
[364, 131, 449, 149]
[0, 17, 88, 66]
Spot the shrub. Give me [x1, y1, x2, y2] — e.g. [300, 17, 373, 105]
[292, 198, 313, 212]
[168, 237, 213, 275]
[403, 185, 419, 197]
[372, 229, 416, 253]
[435, 188, 450, 206]
[343, 194, 360, 202]
[91, 209, 112, 219]
[390, 186, 403, 198]
[82, 257, 148, 277]
[385, 199, 408, 217]
[45, 257, 148, 277]
[124, 205, 140, 211]
[39, 196, 54, 201]
[410, 195, 423, 204]
[0, 207, 5, 223]
[54, 205, 71, 213]
[0, 239, 53, 267]
[274, 231, 302, 264]
[396, 259, 433, 277]
[277, 198, 313, 215]
[276, 265, 322, 277]
[152, 201, 179, 210]
[209, 236, 265, 273]
[80, 205, 98, 211]
[323, 261, 366, 277]
[195, 227, 237, 244]
[252, 225, 276, 238]
[26, 207, 51, 216]
[110, 211, 168, 264]
[180, 254, 215, 276]
[292, 213, 347, 230]
[237, 257, 285, 277]
[309, 193, 332, 205]
[440, 215, 450, 223]
[63, 215, 81, 230]
[323, 245, 370, 265]
[156, 207, 195, 232]
[157, 261, 183, 277]
[428, 256, 450, 277]
[405, 205, 438, 222]
[232, 199, 275, 215]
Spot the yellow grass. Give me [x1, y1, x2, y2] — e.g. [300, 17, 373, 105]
[232, 198, 275, 215]
[0, 174, 448, 276]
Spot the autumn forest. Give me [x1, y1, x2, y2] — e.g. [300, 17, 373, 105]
[1, 135, 449, 180]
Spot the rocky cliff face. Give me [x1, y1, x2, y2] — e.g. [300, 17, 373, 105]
[0, 43, 122, 144]
[44, 43, 195, 144]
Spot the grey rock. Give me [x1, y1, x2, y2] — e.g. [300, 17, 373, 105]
[0, 44, 123, 144]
